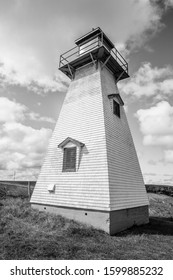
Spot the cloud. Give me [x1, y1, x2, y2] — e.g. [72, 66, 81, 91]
[135, 101, 173, 164]
[148, 160, 157, 165]
[0, 97, 26, 123]
[0, 0, 172, 93]
[0, 122, 52, 171]
[0, 0, 69, 94]
[0, 97, 55, 124]
[143, 135, 173, 147]
[164, 150, 173, 163]
[136, 101, 173, 147]
[136, 101, 173, 179]
[165, 0, 173, 8]
[143, 172, 173, 185]
[0, 97, 54, 178]
[27, 112, 55, 124]
[120, 62, 173, 98]
[0, 62, 69, 95]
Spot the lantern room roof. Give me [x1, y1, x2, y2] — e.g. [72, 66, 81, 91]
[75, 27, 114, 50]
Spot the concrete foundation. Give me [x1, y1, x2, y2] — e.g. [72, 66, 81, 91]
[109, 206, 149, 235]
[31, 203, 149, 235]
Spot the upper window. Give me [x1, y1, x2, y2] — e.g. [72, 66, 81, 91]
[62, 147, 76, 172]
[113, 99, 120, 118]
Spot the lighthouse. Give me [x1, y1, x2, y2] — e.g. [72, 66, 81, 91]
[30, 27, 149, 235]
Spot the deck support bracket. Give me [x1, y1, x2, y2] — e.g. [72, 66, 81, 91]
[101, 54, 111, 70]
[67, 64, 75, 80]
[115, 70, 125, 84]
[90, 53, 97, 68]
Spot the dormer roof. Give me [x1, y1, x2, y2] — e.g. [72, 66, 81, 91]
[58, 137, 85, 148]
[108, 93, 124, 106]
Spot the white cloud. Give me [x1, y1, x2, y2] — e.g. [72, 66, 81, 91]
[0, 1, 69, 94]
[0, 122, 52, 171]
[0, 97, 26, 123]
[136, 101, 173, 135]
[0, 0, 171, 93]
[143, 172, 173, 185]
[120, 62, 173, 98]
[136, 101, 173, 148]
[143, 135, 173, 147]
[0, 97, 53, 178]
[159, 79, 173, 95]
[0, 62, 69, 95]
[27, 112, 55, 124]
[165, 0, 173, 8]
[135, 100, 173, 183]
[0, 97, 55, 124]
[164, 150, 173, 163]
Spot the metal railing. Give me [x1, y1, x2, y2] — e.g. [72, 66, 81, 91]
[59, 32, 128, 74]
[110, 47, 128, 73]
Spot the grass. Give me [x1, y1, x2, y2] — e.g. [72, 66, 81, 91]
[149, 193, 173, 220]
[0, 193, 173, 260]
[0, 182, 34, 198]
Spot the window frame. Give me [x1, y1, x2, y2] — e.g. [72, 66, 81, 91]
[62, 146, 77, 172]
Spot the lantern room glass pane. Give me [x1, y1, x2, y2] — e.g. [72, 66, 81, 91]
[79, 37, 100, 56]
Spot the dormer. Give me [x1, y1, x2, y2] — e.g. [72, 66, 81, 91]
[58, 137, 85, 172]
[108, 93, 124, 118]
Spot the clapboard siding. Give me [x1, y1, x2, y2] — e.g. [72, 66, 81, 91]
[31, 61, 148, 212]
[31, 63, 111, 210]
[100, 65, 149, 210]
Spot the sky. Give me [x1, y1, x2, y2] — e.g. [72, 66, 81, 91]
[0, 0, 173, 184]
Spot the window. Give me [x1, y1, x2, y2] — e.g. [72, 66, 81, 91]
[113, 99, 120, 118]
[62, 147, 76, 172]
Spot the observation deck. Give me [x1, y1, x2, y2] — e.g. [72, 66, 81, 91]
[59, 27, 129, 81]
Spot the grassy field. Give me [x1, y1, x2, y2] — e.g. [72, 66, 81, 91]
[0, 191, 173, 260]
[0, 181, 35, 198]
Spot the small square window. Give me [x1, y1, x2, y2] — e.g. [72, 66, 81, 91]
[63, 147, 76, 172]
[113, 100, 120, 118]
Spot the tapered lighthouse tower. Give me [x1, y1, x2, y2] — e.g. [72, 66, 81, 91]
[31, 27, 149, 235]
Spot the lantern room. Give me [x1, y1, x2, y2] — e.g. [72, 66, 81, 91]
[59, 27, 129, 81]
[75, 27, 114, 56]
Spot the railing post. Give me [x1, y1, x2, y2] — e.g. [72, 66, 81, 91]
[101, 31, 103, 46]
[59, 55, 61, 68]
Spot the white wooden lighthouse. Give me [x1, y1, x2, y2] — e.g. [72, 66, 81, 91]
[30, 27, 149, 235]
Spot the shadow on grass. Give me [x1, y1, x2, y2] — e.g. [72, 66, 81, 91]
[115, 217, 173, 237]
